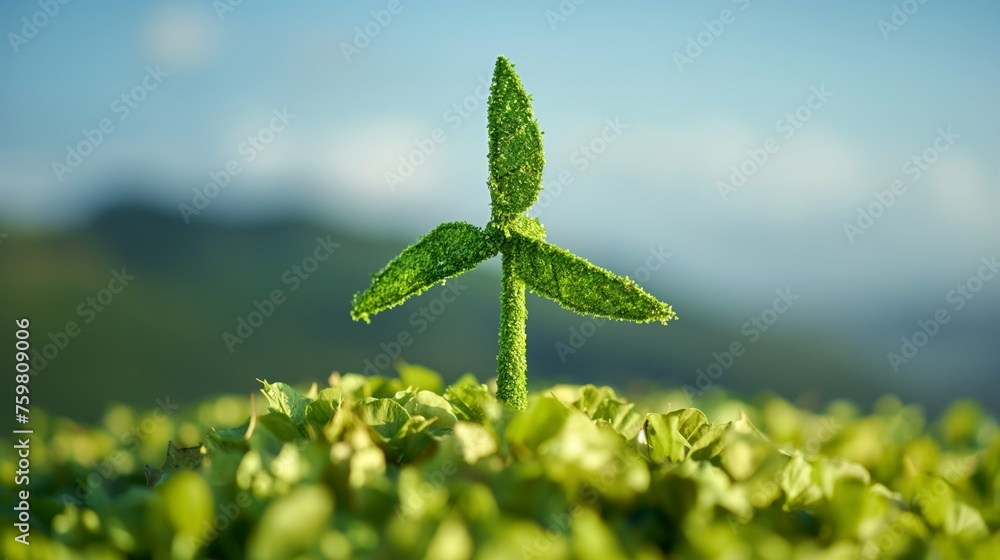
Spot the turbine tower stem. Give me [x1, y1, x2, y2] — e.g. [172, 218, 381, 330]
[497, 250, 528, 410]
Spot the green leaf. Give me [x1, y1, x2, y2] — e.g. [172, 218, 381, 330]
[336, 373, 371, 401]
[487, 56, 545, 220]
[369, 376, 406, 398]
[396, 361, 444, 394]
[397, 467, 449, 521]
[591, 399, 644, 441]
[718, 425, 772, 481]
[641, 412, 691, 463]
[503, 214, 546, 241]
[508, 231, 676, 324]
[505, 396, 568, 456]
[575, 385, 620, 415]
[206, 420, 252, 455]
[445, 381, 498, 424]
[393, 415, 440, 461]
[425, 515, 474, 560]
[938, 399, 984, 447]
[248, 485, 333, 560]
[669, 408, 711, 442]
[572, 385, 644, 440]
[571, 508, 629, 560]
[944, 502, 988, 537]
[815, 457, 870, 499]
[427, 515, 474, 560]
[144, 441, 203, 488]
[640, 408, 728, 465]
[257, 411, 305, 442]
[304, 387, 341, 430]
[780, 454, 823, 509]
[687, 422, 729, 462]
[156, 471, 214, 543]
[912, 474, 984, 537]
[404, 390, 458, 430]
[258, 379, 312, 434]
[350, 221, 498, 322]
[361, 398, 412, 441]
[391, 385, 418, 408]
[452, 421, 498, 464]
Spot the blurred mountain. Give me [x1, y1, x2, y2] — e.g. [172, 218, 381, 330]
[1, 203, 993, 422]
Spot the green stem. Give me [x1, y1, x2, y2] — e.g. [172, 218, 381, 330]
[497, 249, 528, 410]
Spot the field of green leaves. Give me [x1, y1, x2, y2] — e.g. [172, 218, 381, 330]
[3, 364, 999, 559]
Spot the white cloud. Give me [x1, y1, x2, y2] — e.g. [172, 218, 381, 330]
[926, 153, 999, 239]
[749, 129, 869, 215]
[627, 118, 757, 183]
[322, 119, 451, 200]
[145, 3, 217, 69]
[623, 121, 870, 222]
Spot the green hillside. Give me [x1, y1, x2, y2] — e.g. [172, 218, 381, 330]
[0, 205, 936, 421]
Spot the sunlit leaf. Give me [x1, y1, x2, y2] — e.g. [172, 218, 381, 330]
[15, 363, 1000, 558]
[362, 398, 411, 442]
[247, 485, 333, 560]
[304, 387, 341, 430]
[487, 56, 545, 219]
[404, 390, 457, 430]
[780, 454, 823, 509]
[258, 379, 312, 435]
[351, 221, 498, 322]
[156, 471, 214, 553]
[508, 231, 676, 324]
[445, 381, 498, 424]
[145, 441, 203, 488]
[506, 396, 568, 456]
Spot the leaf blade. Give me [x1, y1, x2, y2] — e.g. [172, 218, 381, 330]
[351, 221, 498, 321]
[258, 379, 313, 434]
[487, 56, 545, 219]
[508, 232, 676, 324]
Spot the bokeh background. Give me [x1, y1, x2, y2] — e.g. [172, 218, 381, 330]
[1, 0, 997, 422]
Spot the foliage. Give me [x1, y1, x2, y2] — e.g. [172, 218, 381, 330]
[350, 222, 497, 323]
[351, 56, 676, 410]
[3, 369, 999, 559]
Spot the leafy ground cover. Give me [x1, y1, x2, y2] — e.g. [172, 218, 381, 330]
[3, 365, 998, 559]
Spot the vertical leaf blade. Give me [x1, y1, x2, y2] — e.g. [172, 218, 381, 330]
[487, 56, 545, 220]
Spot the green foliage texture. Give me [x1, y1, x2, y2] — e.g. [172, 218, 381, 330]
[351, 56, 676, 411]
[4, 370, 999, 559]
[350, 222, 497, 323]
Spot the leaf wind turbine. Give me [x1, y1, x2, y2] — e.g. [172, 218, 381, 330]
[351, 56, 676, 410]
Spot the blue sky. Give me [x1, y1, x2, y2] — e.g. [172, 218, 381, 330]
[2, 0, 999, 383]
